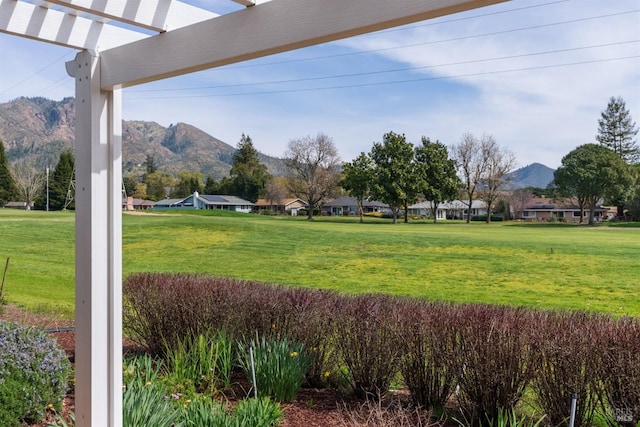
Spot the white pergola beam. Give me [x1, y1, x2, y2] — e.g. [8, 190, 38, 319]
[44, 0, 218, 32]
[231, 0, 256, 6]
[68, 50, 123, 427]
[0, 0, 147, 50]
[100, 0, 506, 89]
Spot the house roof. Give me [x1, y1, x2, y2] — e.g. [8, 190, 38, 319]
[324, 196, 388, 208]
[254, 198, 308, 207]
[154, 198, 184, 207]
[199, 194, 254, 205]
[408, 200, 486, 210]
[524, 197, 605, 211]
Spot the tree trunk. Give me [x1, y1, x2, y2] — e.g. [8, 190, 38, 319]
[467, 197, 473, 223]
[358, 199, 364, 223]
[403, 201, 409, 223]
[617, 205, 624, 220]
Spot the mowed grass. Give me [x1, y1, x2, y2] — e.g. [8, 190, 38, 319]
[1, 209, 639, 317]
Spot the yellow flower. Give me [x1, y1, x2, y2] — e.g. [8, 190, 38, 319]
[323, 371, 331, 378]
[145, 381, 152, 386]
[47, 403, 54, 409]
[290, 351, 298, 358]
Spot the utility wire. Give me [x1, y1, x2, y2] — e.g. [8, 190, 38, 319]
[124, 55, 640, 99]
[210, 8, 639, 70]
[128, 40, 640, 93]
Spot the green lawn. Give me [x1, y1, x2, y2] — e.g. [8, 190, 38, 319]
[1, 209, 638, 317]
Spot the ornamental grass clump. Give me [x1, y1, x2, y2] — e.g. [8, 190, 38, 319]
[122, 354, 181, 427]
[181, 396, 282, 427]
[0, 320, 71, 426]
[237, 334, 310, 402]
[162, 329, 233, 396]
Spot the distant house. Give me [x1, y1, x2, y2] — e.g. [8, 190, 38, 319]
[517, 197, 608, 222]
[154, 192, 254, 213]
[254, 198, 308, 216]
[122, 197, 155, 211]
[322, 196, 388, 216]
[3, 201, 33, 210]
[408, 200, 487, 220]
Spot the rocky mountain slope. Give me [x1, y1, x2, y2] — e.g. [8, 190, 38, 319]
[0, 97, 286, 180]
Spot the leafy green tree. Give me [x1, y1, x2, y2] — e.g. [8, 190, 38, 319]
[143, 154, 158, 176]
[625, 164, 640, 221]
[203, 176, 220, 194]
[340, 152, 373, 223]
[145, 172, 174, 201]
[553, 144, 632, 225]
[0, 140, 18, 206]
[284, 133, 341, 220]
[171, 171, 204, 198]
[229, 134, 271, 202]
[414, 137, 460, 223]
[48, 150, 75, 210]
[596, 96, 639, 217]
[123, 175, 138, 198]
[369, 131, 417, 224]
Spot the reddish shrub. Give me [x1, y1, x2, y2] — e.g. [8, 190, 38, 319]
[532, 311, 606, 427]
[332, 294, 404, 400]
[599, 316, 640, 426]
[453, 304, 539, 425]
[397, 300, 461, 410]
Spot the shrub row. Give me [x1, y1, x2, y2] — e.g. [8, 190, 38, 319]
[123, 273, 640, 426]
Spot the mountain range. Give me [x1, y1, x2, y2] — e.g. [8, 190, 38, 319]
[0, 96, 286, 180]
[0, 97, 554, 188]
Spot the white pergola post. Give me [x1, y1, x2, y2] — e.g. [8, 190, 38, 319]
[67, 50, 123, 427]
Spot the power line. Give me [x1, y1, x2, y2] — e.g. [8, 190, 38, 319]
[124, 55, 640, 99]
[128, 40, 640, 94]
[202, 8, 639, 71]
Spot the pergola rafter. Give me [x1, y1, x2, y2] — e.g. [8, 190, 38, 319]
[0, 1, 508, 426]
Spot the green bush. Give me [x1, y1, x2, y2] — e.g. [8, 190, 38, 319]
[238, 334, 310, 402]
[0, 320, 71, 425]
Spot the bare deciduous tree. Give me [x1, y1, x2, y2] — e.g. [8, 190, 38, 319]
[451, 133, 490, 223]
[479, 137, 516, 223]
[11, 161, 45, 210]
[509, 188, 534, 220]
[284, 133, 341, 220]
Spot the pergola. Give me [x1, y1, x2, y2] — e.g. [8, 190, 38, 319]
[1, 0, 506, 425]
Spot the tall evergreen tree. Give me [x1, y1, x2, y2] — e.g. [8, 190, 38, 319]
[0, 140, 18, 206]
[48, 149, 75, 210]
[229, 134, 271, 202]
[596, 96, 639, 218]
[596, 96, 639, 163]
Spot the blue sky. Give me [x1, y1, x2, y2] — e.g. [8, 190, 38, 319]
[1, 0, 639, 169]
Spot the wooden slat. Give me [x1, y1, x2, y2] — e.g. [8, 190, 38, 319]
[44, 0, 218, 32]
[0, 0, 148, 50]
[100, 0, 507, 89]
